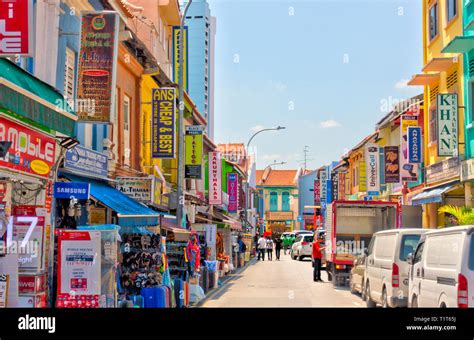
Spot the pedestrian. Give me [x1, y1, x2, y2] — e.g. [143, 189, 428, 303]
[274, 236, 282, 260]
[312, 235, 326, 282]
[283, 235, 290, 255]
[238, 236, 246, 267]
[266, 236, 274, 261]
[257, 235, 266, 261]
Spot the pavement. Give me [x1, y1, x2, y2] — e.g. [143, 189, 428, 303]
[199, 251, 366, 307]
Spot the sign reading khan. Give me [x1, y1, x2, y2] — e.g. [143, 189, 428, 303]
[437, 94, 458, 157]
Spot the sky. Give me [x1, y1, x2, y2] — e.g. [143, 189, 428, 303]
[207, 0, 423, 170]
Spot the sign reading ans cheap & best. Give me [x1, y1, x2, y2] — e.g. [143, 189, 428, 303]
[152, 88, 176, 159]
[0, 0, 34, 56]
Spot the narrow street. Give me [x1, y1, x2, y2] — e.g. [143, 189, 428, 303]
[201, 254, 364, 308]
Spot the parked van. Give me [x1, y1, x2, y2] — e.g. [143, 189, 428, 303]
[364, 228, 426, 308]
[408, 226, 474, 308]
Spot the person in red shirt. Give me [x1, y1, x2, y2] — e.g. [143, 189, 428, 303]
[312, 236, 325, 282]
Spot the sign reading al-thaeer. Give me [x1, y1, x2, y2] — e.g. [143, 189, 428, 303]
[152, 88, 176, 159]
[437, 94, 458, 157]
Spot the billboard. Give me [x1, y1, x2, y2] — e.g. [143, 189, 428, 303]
[384, 146, 400, 183]
[152, 88, 176, 159]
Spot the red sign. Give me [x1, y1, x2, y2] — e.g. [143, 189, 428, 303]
[0, 116, 56, 178]
[18, 274, 47, 294]
[0, 0, 33, 55]
[314, 179, 320, 205]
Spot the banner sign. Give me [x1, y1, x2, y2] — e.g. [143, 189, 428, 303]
[331, 172, 339, 202]
[53, 182, 90, 200]
[77, 11, 119, 122]
[400, 115, 419, 182]
[319, 169, 327, 203]
[437, 94, 458, 157]
[384, 146, 400, 183]
[208, 152, 222, 205]
[407, 127, 422, 163]
[152, 88, 176, 159]
[172, 26, 188, 92]
[0, 0, 33, 56]
[185, 126, 203, 179]
[359, 161, 367, 192]
[338, 172, 346, 200]
[365, 144, 380, 196]
[0, 116, 56, 178]
[313, 179, 320, 205]
[227, 173, 238, 213]
[116, 177, 152, 202]
[65, 145, 108, 179]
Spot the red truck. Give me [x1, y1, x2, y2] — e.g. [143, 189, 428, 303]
[324, 200, 400, 287]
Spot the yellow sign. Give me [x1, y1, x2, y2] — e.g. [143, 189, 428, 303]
[359, 160, 367, 192]
[173, 26, 188, 92]
[185, 126, 203, 179]
[30, 160, 50, 175]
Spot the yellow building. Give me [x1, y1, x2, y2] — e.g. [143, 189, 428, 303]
[408, 0, 467, 228]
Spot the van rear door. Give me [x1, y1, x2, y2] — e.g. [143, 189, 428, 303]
[398, 233, 423, 291]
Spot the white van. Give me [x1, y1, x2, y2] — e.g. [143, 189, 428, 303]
[364, 228, 426, 308]
[408, 226, 474, 308]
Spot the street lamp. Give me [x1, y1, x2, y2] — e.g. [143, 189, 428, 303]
[177, 0, 193, 228]
[263, 161, 287, 172]
[244, 126, 286, 232]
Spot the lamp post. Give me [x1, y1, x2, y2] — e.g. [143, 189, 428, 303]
[177, 0, 193, 228]
[244, 126, 285, 232]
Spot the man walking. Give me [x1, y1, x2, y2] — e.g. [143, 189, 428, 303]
[274, 236, 282, 261]
[257, 234, 266, 261]
[266, 236, 274, 261]
[312, 235, 325, 282]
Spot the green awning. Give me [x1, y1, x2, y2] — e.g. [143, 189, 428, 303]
[0, 58, 77, 136]
[441, 36, 474, 54]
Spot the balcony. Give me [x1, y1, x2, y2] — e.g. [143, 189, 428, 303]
[265, 211, 294, 221]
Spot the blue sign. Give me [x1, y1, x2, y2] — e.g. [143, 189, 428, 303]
[407, 127, 422, 163]
[297, 215, 303, 222]
[53, 182, 90, 200]
[65, 145, 108, 178]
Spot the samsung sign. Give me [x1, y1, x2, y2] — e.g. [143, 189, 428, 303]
[407, 127, 422, 163]
[53, 182, 90, 200]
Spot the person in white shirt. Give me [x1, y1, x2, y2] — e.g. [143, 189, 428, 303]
[257, 236, 267, 261]
[266, 237, 274, 261]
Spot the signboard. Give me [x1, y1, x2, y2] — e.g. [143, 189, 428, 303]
[338, 172, 346, 200]
[65, 145, 108, 179]
[407, 127, 422, 163]
[359, 161, 367, 192]
[313, 179, 320, 205]
[152, 88, 176, 159]
[265, 211, 293, 221]
[331, 172, 339, 202]
[57, 230, 101, 296]
[12, 216, 45, 272]
[384, 146, 400, 183]
[185, 126, 204, 179]
[227, 173, 238, 213]
[365, 144, 380, 196]
[117, 177, 152, 202]
[437, 94, 458, 157]
[90, 207, 106, 225]
[425, 157, 460, 185]
[400, 115, 419, 182]
[0, 116, 56, 178]
[53, 182, 90, 200]
[172, 26, 188, 92]
[208, 152, 222, 205]
[320, 169, 327, 202]
[461, 158, 474, 182]
[77, 12, 119, 122]
[0, 0, 33, 56]
[0, 274, 8, 308]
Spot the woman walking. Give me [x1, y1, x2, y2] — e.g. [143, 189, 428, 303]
[266, 236, 274, 261]
[274, 236, 282, 261]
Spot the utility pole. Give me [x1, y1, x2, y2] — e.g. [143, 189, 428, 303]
[298, 146, 314, 170]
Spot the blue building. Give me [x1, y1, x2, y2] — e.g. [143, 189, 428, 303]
[298, 170, 318, 230]
[183, 0, 216, 139]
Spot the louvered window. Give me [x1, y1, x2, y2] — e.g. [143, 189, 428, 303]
[430, 84, 439, 103]
[446, 70, 457, 89]
[469, 55, 474, 77]
[429, 106, 437, 143]
[64, 48, 76, 108]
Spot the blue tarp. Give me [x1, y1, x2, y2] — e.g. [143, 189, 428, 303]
[411, 184, 456, 206]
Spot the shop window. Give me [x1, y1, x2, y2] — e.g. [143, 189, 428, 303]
[429, 106, 437, 143]
[282, 192, 290, 211]
[270, 192, 278, 212]
[429, 2, 438, 41]
[446, 0, 457, 23]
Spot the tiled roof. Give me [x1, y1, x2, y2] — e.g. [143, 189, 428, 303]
[256, 169, 298, 186]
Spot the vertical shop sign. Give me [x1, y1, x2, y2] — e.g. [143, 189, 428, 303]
[365, 144, 380, 196]
[437, 94, 458, 157]
[172, 26, 188, 92]
[208, 152, 222, 205]
[407, 127, 422, 163]
[313, 179, 320, 205]
[185, 126, 203, 179]
[384, 146, 400, 183]
[227, 173, 238, 213]
[0, 0, 34, 56]
[152, 88, 176, 158]
[76, 12, 119, 122]
[400, 115, 419, 182]
[331, 172, 339, 202]
[338, 172, 346, 200]
[319, 169, 327, 203]
[359, 161, 367, 192]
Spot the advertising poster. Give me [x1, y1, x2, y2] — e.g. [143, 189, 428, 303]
[185, 126, 204, 179]
[313, 179, 320, 205]
[437, 94, 458, 157]
[407, 127, 422, 163]
[0, 0, 34, 56]
[76, 12, 119, 122]
[65, 145, 108, 179]
[152, 88, 176, 159]
[172, 26, 188, 92]
[208, 152, 222, 205]
[400, 115, 419, 182]
[117, 177, 152, 202]
[0, 273, 8, 307]
[57, 230, 101, 296]
[0, 116, 56, 178]
[227, 173, 238, 213]
[365, 144, 380, 196]
[12, 216, 45, 272]
[384, 146, 400, 183]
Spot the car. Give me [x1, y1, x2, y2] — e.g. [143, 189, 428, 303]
[291, 234, 314, 261]
[408, 225, 474, 308]
[294, 230, 314, 236]
[349, 255, 366, 295]
[364, 228, 427, 308]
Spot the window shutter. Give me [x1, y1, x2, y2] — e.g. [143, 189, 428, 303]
[64, 48, 76, 108]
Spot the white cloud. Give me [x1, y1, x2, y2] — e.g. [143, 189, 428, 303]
[250, 125, 265, 133]
[320, 119, 342, 129]
[261, 154, 281, 162]
[268, 80, 287, 92]
[394, 78, 409, 90]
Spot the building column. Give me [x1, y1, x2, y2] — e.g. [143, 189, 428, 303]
[465, 182, 474, 208]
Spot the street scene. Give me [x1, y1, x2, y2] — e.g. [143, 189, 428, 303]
[0, 0, 473, 315]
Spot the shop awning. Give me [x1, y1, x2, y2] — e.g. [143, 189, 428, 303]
[161, 225, 191, 234]
[407, 73, 440, 86]
[0, 58, 77, 136]
[411, 184, 457, 206]
[422, 57, 457, 72]
[441, 36, 474, 54]
[64, 174, 162, 227]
